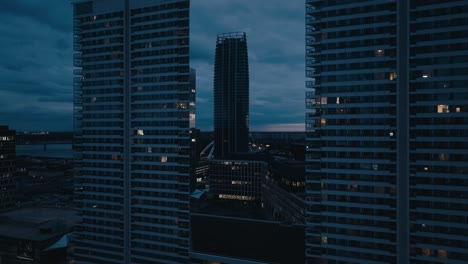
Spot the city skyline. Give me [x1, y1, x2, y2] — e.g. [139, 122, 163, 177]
[0, 0, 305, 132]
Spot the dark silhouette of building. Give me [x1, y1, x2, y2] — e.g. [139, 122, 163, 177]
[214, 32, 249, 159]
[0, 126, 15, 211]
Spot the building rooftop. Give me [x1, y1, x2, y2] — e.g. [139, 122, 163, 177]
[0, 206, 81, 241]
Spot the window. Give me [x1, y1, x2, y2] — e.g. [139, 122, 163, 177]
[439, 153, 448, 161]
[437, 250, 447, 258]
[422, 248, 431, 256]
[437, 105, 449, 113]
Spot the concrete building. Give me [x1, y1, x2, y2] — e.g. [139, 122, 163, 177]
[305, 1, 468, 263]
[0, 126, 16, 211]
[214, 32, 250, 159]
[72, 0, 191, 263]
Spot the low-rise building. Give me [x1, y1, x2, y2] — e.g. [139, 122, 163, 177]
[0, 126, 16, 211]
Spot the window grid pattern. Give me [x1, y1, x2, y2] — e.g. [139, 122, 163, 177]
[409, 1, 468, 262]
[305, 1, 398, 263]
[73, 1, 191, 263]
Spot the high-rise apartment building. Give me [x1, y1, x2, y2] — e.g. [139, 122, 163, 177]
[0, 126, 15, 211]
[189, 68, 196, 129]
[72, 0, 191, 263]
[214, 32, 250, 159]
[305, 1, 467, 263]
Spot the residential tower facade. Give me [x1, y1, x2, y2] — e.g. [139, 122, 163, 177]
[305, 0, 467, 263]
[72, 0, 191, 263]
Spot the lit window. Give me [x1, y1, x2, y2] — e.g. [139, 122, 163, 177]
[191, 138, 196, 142]
[423, 166, 429, 171]
[320, 119, 327, 125]
[437, 105, 449, 113]
[161, 156, 167, 162]
[422, 70, 432, 78]
[389, 72, 397, 80]
[456, 107, 461, 113]
[147, 147, 152, 153]
[90, 97, 97, 103]
[422, 248, 431, 256]
[336, 97, 340, 104]
[375, 49, 384, 57]
[321, 237, 328, 244]
[137, 130, 144, 135]
[176, 102, 187, 109]
[439, 153, 448, 161]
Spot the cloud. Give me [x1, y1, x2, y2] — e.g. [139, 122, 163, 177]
[191, 0, 305, 131]
[0, 0, 305, 132]
[0, 1, 72, 33]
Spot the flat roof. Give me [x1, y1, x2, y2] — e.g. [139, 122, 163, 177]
[0, 206, 81, 241]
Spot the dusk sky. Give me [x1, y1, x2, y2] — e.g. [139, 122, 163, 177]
[0, 0, 305, 132]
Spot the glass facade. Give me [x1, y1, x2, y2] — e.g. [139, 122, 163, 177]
[305, 0, 467, 263]
[214, 32, 250, 159]
[208, 160, 265, 202]
[72, 0, 191, 263]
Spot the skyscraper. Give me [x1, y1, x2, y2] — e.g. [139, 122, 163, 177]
[305, 1, 467, 263]
[213, 32, 250, 159]
[189, 67, 196, 129]
[0, 126, 15, 211]
[72, 0, 191, 263]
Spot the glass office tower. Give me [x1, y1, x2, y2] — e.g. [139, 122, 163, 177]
[213, 32, 250, 159]
[305, 0, 467, 263]
[72, 0, 191, 263]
